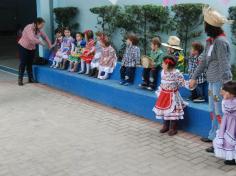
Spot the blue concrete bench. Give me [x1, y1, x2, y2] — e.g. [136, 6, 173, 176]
[33, 63, 211, 137]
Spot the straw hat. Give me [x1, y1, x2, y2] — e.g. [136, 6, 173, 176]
[162, 36, 183, 51]
[203, 5, 233, 27]
[141, 55, 154, 68]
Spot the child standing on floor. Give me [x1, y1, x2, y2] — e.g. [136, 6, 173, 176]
[97, 36, 117, 80]
[153, 55, 188, 136]
[79, 30, 96, 75]
[213, 81, 236, 165]
[188, 42, 206, 103]
[50, 28, 63, 68]
[162, 36, 185, 73]
[90, 31, 104, 77]
[68, 32, 86, 72]
[120, 34, 141, 86]
[139, 37, 164, 91]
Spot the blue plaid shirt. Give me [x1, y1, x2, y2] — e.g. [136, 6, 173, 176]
[122, 45, 141, 67]
[188, 55, 206, 84]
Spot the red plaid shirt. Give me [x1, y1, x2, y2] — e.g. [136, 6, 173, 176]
[18, 23, 51, 50]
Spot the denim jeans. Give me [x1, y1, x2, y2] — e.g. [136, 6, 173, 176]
[207, 82, 223, 140]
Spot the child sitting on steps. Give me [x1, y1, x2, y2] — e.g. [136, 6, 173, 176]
[139, 37, 163, 91]
[79, 30, 96, 75]
[97, 35, 117, 80]
[67, 32, 86, 72]
[120, 33, 141, 86]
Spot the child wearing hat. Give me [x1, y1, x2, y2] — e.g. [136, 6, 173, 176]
[162, 36, 185, 73]
[139, 37, 164, 91]
[153, 55, 188, 136]
[189, 6, 232, 153]
[213, 81, 236, 165]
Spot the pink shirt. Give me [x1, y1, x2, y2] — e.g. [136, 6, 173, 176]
[18, 23, 51, 50]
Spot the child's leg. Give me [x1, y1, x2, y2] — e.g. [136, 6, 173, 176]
[120, 66, 126, 82]
[85, 63, 90, 75]
[160, 120, 170, 133]
[141, 68, 151, 86]
[79, 60, 85, 73]
[68, 61, 73, 71]
[73, 61, 79, 72]
[168, 120, 178, 136]
[126, 67, 136, 83]
[148, 68, 158, 90]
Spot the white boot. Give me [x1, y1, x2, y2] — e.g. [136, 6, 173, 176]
[85, 63, 90, 75]
[78, 60, 85, 74]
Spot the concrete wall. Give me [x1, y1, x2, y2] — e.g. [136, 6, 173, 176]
[37, 0, 236, 62]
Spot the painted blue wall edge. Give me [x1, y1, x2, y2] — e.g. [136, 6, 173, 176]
[33, 64, 211, 137]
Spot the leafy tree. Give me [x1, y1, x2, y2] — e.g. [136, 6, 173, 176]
[90, 5, 121, 38]
[116, 5, 171, 55]
[53, 7, 79, 31]
[171, 3, 204, 55]
[229, 6, 236, 45]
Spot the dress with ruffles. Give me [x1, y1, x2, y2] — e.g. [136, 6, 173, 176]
[213, 98, 236, 160]
[99, 45, 117, 74]
[153, 70, 188, 120]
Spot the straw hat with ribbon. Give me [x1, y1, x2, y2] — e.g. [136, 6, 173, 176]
[203, 5, 233, 27]
[162, 36, 183, 51]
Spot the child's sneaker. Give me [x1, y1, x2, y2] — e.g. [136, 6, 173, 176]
[123, 82, 131, 86]
[146, 86, 155, 91]
[193, 97, 205, 103]
[120, 80, 126, 85]
[139, 83, 148, 89]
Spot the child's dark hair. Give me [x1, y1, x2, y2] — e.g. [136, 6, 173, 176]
[84, 30, 94, 40]
[33, 17, 45, 34]
[55, 28, 63, 34]
[76, 32, 84, 38]
[64, 27, 71, 32]
[192, 42, 204, 54]
[127, 33, 139, 45]
[222, 81, 236, 96]
[163, 55, 177, 69]
[204, 22, 224, 38]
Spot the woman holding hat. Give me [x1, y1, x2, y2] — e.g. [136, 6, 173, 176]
[189, 6, 232, 153]
[162, 36, 185, 73]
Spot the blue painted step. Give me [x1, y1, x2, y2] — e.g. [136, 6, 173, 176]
[33, 63, 211, 137]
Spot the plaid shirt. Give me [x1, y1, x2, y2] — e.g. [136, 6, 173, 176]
[188, 55, 206, 84]
[122, 45, 141, 67]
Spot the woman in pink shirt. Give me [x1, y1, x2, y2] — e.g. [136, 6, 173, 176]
[18, 17, 52, 86]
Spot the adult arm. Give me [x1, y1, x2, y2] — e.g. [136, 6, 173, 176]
[40, 31, 52, 48]
[215, 39, 232, 83]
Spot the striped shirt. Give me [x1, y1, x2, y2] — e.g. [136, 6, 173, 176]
[192, 35, 232, 83]
[18, 23, 51, 50]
